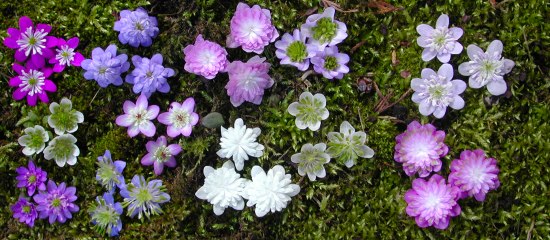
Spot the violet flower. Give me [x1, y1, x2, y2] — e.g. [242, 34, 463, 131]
[34, 180, 79, 224]
[89, 192, 124, 237]
[225, 56, 274, 107]
[11, 197, 38, 227]
[274, 29, 316, 71]
[120, 175, 170, 219]
[115, 94, 159, 137]
[16, 161, 47, 196]
[141, 136, 182, 175]
[114, 7, 159, 47]
[125, 54, 175, 97]
[81, 44, 130, 88]
[310, 45, 349, 80]
[8, 63, 56, 106]
[96, 150, 126, 193]
[449, 149, 500, 201]
[226, 2, 279, 54]
[301, 7, 347, 50]
[183, 34, 229, 80]
[158, 97, 199, 138]
[417, 14, 463, 63]
[48, 37, 84, 72]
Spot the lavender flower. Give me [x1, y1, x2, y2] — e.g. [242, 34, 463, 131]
[310, 45, 349, 80]
[291, 143, 331, 181]
[158, 97, 199, 138]
[17, 125, 49, 156]
[11, 197, 38, 227]
[8, 63, 57, 106]
[411, 64, 466, 118]
[301, 7, 347, 50]
[416, 14, 463, 63]
[141, 136, 182, 175]
[48, 37, 84, 72]
[89, 192, 123, 237]
[81, 44, 130, 88]
[404, 174, 461, 229]
[16, 161, 47, 196]
[96, 150, 126, 193]
[115, 94, 159, 137]
[226, 2, 279, 54]
[120, 175, 170, 219]
[394, 121, 448, 178]
[125, 54, 175, 97]
[34, 180, 79, 224]
[225, 56, 274, 107]
[274, 29, 316, 71]
[183, 34, 229, 79]
[458, 40, 515, 96]
[114, 7, 159, 47]
[449, 149, 500, 201]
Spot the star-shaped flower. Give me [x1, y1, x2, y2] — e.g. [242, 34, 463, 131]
[326, 121, 375, 168]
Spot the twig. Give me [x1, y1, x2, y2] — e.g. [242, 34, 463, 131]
[527, 218, 535, 240]
[321, 0, 359, 13]
[300, 70, 315, 81]
[88, 87, 101, 107]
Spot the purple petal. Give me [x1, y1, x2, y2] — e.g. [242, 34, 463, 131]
[436, 14, 449, 29]
[181, 98, 195, 112]
[14, 50, 27, 62]
[67, 37, 79, 48]
[416, 24, 434, 36]
[487, 40, 503, 55]
[19, 16, 33, 31]
[167, 144, 182, 155]
[115, 114, 133, 127]
[72, 52, 84, 66]
[421, 48, 437, 62]
[141, 153, 154, 166]
[157, 112, 171, 125]
[165, 157, 177, 168]
[147, 105, 160, 120]
[139, 121, 156, 137]
[153, 161, 164, 175]
[438, 64, 454, 81]
[487, 79, 507, 95]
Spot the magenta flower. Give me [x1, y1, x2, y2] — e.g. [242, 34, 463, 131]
[310, 45, 349, 80]
[394, 121, 448, 177]
[8, 63, 57, 106]
[11, 197, 38, 227]
[449, 149, 500, 201]
[183, 34, 229, 80]
[16, 161, 47, 196]
[3, 16, 57, 68]
[226, 2, 279, 54]
[274, 29, 316, 71]
[115, 94, 159, 137]
[33, 180, 79, 224]
[225, 56, 274, 107]
[141, 136, 182, 175]
[158, 97, 199, 137]
[48, 37, 84, 72]
[404, 174, 461, 229]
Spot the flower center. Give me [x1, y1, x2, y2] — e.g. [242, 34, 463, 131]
[17, 27, 48, 56]
[52, 137, 75, 159]
[28, 130, 46, 149]
[297, 97, 325, 124]
[28, 174, 37, 183]
[154, 146, 171, 163]
[131, 108, 149, 125]
[136, 188, 153, 202]
[22, 205, 31, 213]
[146, 71, 154, 79]
[424, 76, 453, 107]
[135, 22, 144, 31]
[286, 41, 307, 62]
[424, 193, 442, 210]
[301, 150, 325, 172]
[198, 51, 216, 66]
[98, 161, 119, 184]
[170, 109, 190, 129]
[55, 45, 76, 66]
[312, 17, 338, 44]
[323, 56, 339, 70]
[51, 198, 62, 207]
[431, 27, 451, 51]
[19, 69, 45, 96]
[95, 206, 119, 224]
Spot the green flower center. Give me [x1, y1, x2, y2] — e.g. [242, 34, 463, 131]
[22, 205, 31, 213]
[154, 146, 171, 163]
[287, 41, 308, 63]
[297, 97, 325, 124]
[99, 67, 107, 74]
[434, 35, 446, 46]
[312, 17, 338, 44]
[135, 22, 144, 31]
[50, 103, 79, 133]
[28, 174, 37, 183]
[301, 150, 326, 172]
[98, 161, 119, 184]
[324, 56, 339, 70]
[28, 37, 37, 45]
[52, 137, 75, 159]
[136, 188, 153, 202]
[52, 198, 61, 207]
[428, 85, 447, 99]
[28, 77, 38, 86]
[28, 131, 46, 148]
[62, 51, 70, 58]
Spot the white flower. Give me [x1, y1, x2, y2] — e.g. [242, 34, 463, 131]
[18, 125, 49, 156]
[244, 165, 300, 217]
[43, 134, 80, 167]
[195, 161, 248, 215]
[287, 92, 329, 131]
[458, 40, 515, 96]
[416, 14, 463, 63]
[291, 143, 330, 181]
[326, 121, 375, 168]
[217, 118, 264, 171]
[47, 97, 84, 135]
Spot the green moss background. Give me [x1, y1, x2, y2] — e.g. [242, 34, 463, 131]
[1, 0, 549, 239]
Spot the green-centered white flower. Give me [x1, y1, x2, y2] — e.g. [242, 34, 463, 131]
[291, 143, 331, 181]
[47, 98, 84, 135]
[17, 125, 49, 156]
[326, 121, 374, 168]
[287, 92, 329, 131]
[44, 134, 80, 167]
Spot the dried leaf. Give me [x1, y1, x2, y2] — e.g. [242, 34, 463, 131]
[367, 0, 403, 14]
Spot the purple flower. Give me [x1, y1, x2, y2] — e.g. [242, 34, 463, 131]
[183, 34, 229, 80]
[141, 136, 182, 175]
[3, 16, 57, 68]
[404, 174, 461, 229]
[310, 45, 349, 80]
[96, 150, 126, 193]
[11, 197, 38, 227]
[417, 14, 463, 63]
[158, 98, 199, 137]
[89, 192, 123, 237]
[449, 149, 500, 201]
[125, 54, 174, 97]
[226, 2, 279, 54]
[16, 161, 47, 196]
[394, 121, 448, 177]
[275, 29, 316, 71]
[301, 7, 347, 51]
[33, 180, 79, 224]
[48, 37, 84, 73]
[114, 7, 159, 47]
[115, 94, 159, 137]
[120, 175, 170, 219]
[411, 64, 466, 118]
[225, 56, 274, 107]
[8, 63, 57, 106]
[81, 44, 130, 88]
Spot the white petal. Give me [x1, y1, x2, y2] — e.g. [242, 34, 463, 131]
[487, 79, 507, 95]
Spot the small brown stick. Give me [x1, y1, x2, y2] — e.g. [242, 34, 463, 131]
[322, 0, 359, 13]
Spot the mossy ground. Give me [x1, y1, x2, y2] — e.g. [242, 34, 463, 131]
[1, 0, 549, 239]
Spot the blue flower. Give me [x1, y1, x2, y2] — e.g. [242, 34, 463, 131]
[81, 45, 130, 88]
[89, 192, 123, 237]
[120, 175, 170, 220]
[125, 54, 174, 98]
[114, 8, 159, 47]
[95, 150, 126, 193]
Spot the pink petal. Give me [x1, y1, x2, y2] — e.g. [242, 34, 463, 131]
[31, 54, 45, 69]
[36, 24, 51, 33]
[122, 100, 135, 113]
[145, 140, 158, 152]
[7, 28, 20, 37]
[181, 125, 192, 137]
[13, 64, 24, 75]
[167, 144, 182, 155]
[45, 36, 58, 48]
[19, 16, 33, 31]
[43, 80, 57, 92]
[27, 94, 38, 106]
[71, 52, 84, 66]
[15, 50, 27, 62]
[153, 161, 164, 175]
[38, 92, 49, 103]
[42, 68, 53, 78]
[141, 153, 154, 165]
[166, 125, 180, 138]
[139, 121, 156, 137]
[190, 113, 199, 125]
[127, 126, 140, 137]
[181, 98, 195, 112]
[42, 48, 54, 59]
[3, 37, 19, 48]
[157, 112, 171, 125]
[13, 88, 27, 100]
[136, 94, 148, 110]
[67, 37, 79, 48]
[9, 77, 21, 87]
[147, 105, 159, 119]
[115, 114, 134, 127]
[53, 64, 65, 73]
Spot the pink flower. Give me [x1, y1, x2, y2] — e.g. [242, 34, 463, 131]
[226, 2, 279, 54]
[141, 136, 182, 175]
[48, 37, 85, 73]
[183, 34, 228, 80]
[158, 98, 200, 138]
[8, 63, 57, 106]
[225, 56, 274, 107]
[115, 94, 159, 137]
[404, 174, 461, 229]
[449, 149, 500, 201]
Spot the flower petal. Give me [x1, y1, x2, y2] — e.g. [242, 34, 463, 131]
[487, 79, 507, 95]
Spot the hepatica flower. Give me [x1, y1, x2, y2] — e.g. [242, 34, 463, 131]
[18, 125, 49, 156]
[47, 97, 84, 135]
[411, 64, 466, 118]
[120, 175, 170, 219]
[291, 143, 330, 181]
[310, 45, 349, 80]
[34, 180, 79, 224]
[89, 192, 123, 237]
[183, 34, 229, 80]
[217, 118, 264, 171]
[245, 165, 300, 217]
[404, 174, 461, 229]
[301, 7, 347, 50]
[125, 54, 175, 97]
[49, 37, 84, 72]
[458, 40, 515, 96]
[8, 63, 56, 106]
[449, 149, 500, 201]
[141, 136, 182, 175]
[195, 161, 248, 215]
[226, 56, 274, 107]
[394, 121, 448, 178]
[327, 121, 375, 168]
[158, 97, 199, 138]
[417, 14, 463, 63]
[96, 150, 126, 193]
[116, 94, 159, 137]
[287, 92, 329, 131]
[227, 2, 279, 54]
[16, 161, 47, 196]
[11, 197, 38, 227]
[114, 7, 159, 47]
[44, 134, 80, 167]
[275, 29, 316, 71]
[81, 44, 130, 88]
